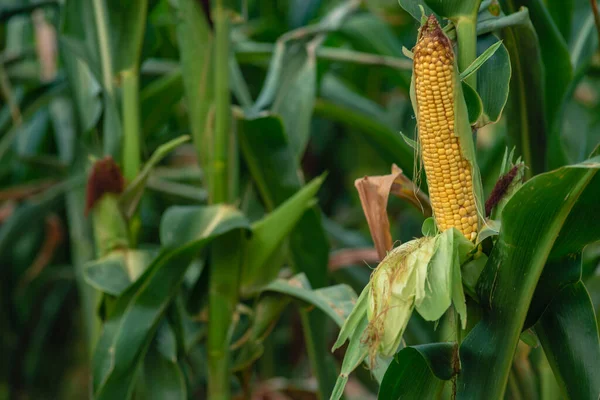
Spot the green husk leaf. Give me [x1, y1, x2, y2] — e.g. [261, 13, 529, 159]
[421, 217, 438, 237]
[453, 61, 485, 231]
[462, 81, 483, 125]
[460, 40, 503, 81]
[330, 316, 369, 400]
[399, 131, 417, 151]
[332, 282, 370, 351]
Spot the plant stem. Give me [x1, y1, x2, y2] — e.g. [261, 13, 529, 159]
[208, 231, 243, 400]
[211, 1, 231, 204]
[456, 18, 478, 89]
[207, 2, 238, 400]
[235, 42, 413, 70]
[121, 70, 141, 181]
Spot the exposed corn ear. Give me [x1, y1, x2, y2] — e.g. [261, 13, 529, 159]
[412, 15, 479, 240]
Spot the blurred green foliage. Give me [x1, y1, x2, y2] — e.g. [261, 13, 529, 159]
[0, 0, 599, 399]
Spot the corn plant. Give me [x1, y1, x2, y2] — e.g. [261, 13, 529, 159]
[0, 0, 599, 399]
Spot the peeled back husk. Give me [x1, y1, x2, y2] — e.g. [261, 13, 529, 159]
[365, 237, 436, 358]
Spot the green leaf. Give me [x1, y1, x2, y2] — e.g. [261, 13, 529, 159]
[173, 0, 213, 174]
[399, 131, 417, 152]
[378, 343, 458, 400]
[460, 39, 503, 81]
[536, 282, 600, 399]
[461, 253, 487, 299]
[496, 8, 546, 175]
[321, 74, 389, 124]
[92, 205, 249, 400]
[271, 45, 316, 160]
[238, 115, 329, 288]
[313, 99, 414, 177]
[337, 13, 411, 91]
[263, 274, 357, 327]
[249, 0, 359, 115]
[105, 0, 148, 73]
[457, 156, 600, 400]
[232, 294, 291, 371]
[237, 113, 334, 396]
[425, 0, 482, 18]
[398, 0, 434, 22]
[475, 34, 511, 126]
[140, 69, 183, 137]
[119, 135, 190, 219]
[59, 36, 102, 83]
[60, 0, 101, 82]
[545, 0, 573, 40]
[84, 249, 159, 296]
[501, 0, 573, 171]
[242, 175, 326, 294]
[139, 345, 186, 400]
[549, 160, 600, 259]
[255, 275, 359, 399]
[524, 255, 581, 330]
[237, 115, 299, 209]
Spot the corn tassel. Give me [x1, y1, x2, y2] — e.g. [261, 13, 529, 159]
[413, 15, 478, 240]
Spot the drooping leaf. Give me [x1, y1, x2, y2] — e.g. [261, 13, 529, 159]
[241, 175, 326, 295]
[263, 274, 357, 327]
[84, 248, 159, 296]
[238, 115, 329, 288]
[271, 44, 316, 160]
[92, 205, 249, 400]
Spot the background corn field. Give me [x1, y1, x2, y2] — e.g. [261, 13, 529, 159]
[0, 0, 599, 399]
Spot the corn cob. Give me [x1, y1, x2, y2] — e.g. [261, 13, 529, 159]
[413, 15, 478, 240]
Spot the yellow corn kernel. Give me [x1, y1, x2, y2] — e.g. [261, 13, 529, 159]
[413, 16, 478, 240]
